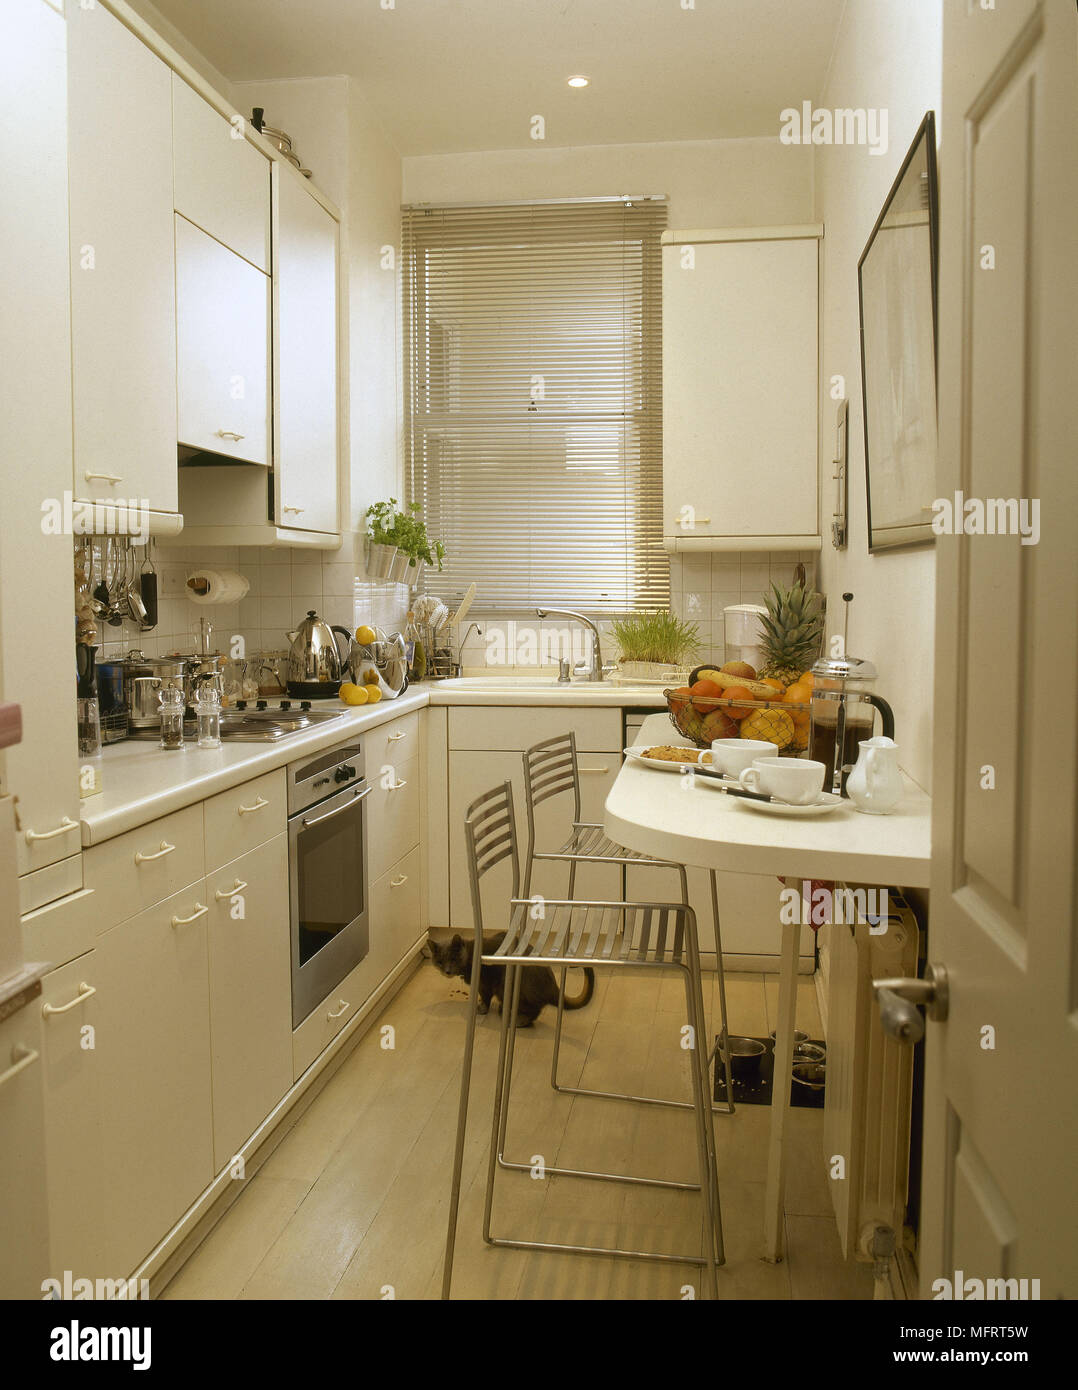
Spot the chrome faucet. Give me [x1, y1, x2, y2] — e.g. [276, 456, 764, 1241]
[535, 608, 605, 682]
[456, 622, 482, 675]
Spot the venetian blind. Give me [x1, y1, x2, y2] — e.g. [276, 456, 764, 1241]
[402, 197, 669, 611]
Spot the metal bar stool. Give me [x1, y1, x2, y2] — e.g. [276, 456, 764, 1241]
[521, 732, 735, 1115]
[442, 781, 724, 1299]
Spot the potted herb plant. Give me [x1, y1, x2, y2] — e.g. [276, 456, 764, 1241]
[386, 501, 445, 586]
[609, 610, 700, 681]
[365, 499, 402, 579]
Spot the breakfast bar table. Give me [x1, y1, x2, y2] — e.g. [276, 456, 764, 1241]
[604, 713, 931, 1263]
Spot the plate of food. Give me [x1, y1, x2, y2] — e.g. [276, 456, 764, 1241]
[624, 744, 706, 772]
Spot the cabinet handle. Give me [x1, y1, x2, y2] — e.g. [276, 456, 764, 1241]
[389, 779, 408, 791]
[390, 874, 408, 888]
[25, 816, 78, 844]
[301, 785, 371, 827]
[214, 430, 245, 442]
[214, 879, 248, 901]
[0, 1045, 39, 1088]
[282, 505, 305, 515]
[388, 730, 407, 742]
[42, 982, 96, 1017]
[171, 902, 208, 927]
[326, 999, 350, 1020]
[135, 840, 176, 864]
[83, 471, 123, 484]
[578, 766, 609, 774]
[238, 796, 269, 815]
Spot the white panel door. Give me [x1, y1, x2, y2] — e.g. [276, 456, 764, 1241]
[922, 0, 1078, 1299]
[67, 0, 177, 512]
[0, 1005, 49, 1299]
[176, 214, 270, 465]
[274, 167, 340, 533]
[448, 751, 621, 931]
[172, 75, 270, 273]
[95, 885, 214, 1277]
[0, 0, 81, 877]
[206, 836, 291, 1172]
[662, 236, 818, 541]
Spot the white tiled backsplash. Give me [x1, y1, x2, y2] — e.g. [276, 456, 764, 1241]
[458, 550, 818, 672]
[94, 533, 411, 665]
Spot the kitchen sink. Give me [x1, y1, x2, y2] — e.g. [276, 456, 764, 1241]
[128, 707, 347, 742]
[438, 676, 658, 692]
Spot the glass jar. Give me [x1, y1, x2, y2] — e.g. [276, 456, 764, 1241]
[194, 684, 222, 749]
[158, 683, 186, 751]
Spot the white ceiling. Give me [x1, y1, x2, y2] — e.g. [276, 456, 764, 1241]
[148, 0, 845, 156]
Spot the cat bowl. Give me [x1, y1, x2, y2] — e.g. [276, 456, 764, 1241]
[719, 1036, 766, 1079]
[792, 1061, 827, 1092]
[793, 1042, 826, 1064]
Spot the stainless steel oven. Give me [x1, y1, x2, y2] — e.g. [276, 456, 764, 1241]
[287, 740, 371, 1028]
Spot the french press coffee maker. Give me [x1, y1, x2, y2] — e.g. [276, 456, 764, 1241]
[808, 594, 895, 796]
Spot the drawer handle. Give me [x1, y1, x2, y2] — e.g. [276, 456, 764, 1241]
[326, 999, 350, 1020]
[83, 471, 123, 484]
[135, 841, 176, 864]
[390, 874, 408, 888]
[171, 903, 208, 927]
[42, 982, 96, 1017]
[238, 796, 270, 815]
[388, 730, 407, 742]
[282, 505, 305, 514]
[0, 1046, 40, 1088]
[25, 816, 78, 844]
[578, 766, 609, 774]
[214, 879, 248, 901]
[214, 429, 245, 442]
[389, 779, 408, 791]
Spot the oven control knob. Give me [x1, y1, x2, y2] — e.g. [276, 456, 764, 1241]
[236, 700, 247, 711]
[334, 767, 348, 784]
[280, 700, 291, 711]
[300, 701, 312, 711]
[256, 699, 267, 711]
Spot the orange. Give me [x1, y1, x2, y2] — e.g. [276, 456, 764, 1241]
[722, 685, 755, 720]
[798, 671, 816, 689]
[759, 677, 785, 695]
[669, 685, 692, 717]
[783, 682, 812, 707]
[690, 678, 722, 713]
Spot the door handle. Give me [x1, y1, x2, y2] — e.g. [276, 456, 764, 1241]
[238, 796, 269, 815]
[25, 817, 78, 844]
[326, 999, 350, 1020]
[215, 879, 248, 901]
[171, 903, 209, 927]
[42, 982, 96, 1017]
[873, 961, 949, 1043]
[214, 430, 245, 442]
[301, 785, 371, 827]
[135, 841, 176, 864]
[0, 1045, 39, 1088]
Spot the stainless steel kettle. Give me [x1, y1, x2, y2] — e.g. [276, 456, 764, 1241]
[285, 610, 353, 697]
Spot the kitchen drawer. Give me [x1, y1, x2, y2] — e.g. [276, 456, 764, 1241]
[449, 706, 621, 752]
[21, 887, 97, 975]
[365, 710, 421, 769]
[84, 803, 204, 933]
[291, 967, 366, 1082]
[369, 845, 423, 981]
[367, 755, 420, 882]
[203, 768, 286, 873]
[38, 951, 105, 1278]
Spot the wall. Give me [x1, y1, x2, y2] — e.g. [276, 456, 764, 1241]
[814, 0, 942, 790]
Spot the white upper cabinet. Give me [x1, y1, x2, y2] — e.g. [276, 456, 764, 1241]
[176, 215, 270, 465]
[662, 229, 821, 550]
[274, 167, 340, 534]
[67, 0, 177, 513]
[172, 76, 270, 272]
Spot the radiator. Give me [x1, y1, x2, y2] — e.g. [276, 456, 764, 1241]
[823, 886, 920, 1264]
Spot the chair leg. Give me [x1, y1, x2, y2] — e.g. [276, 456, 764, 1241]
[442, 934, 486, 1298]
[681, 962, 721, 1298]
[685, 922, 725, 1270]
[483, 962, 519, 1244]
[494, 960, 525, 1163]
[710, 870, 736, 1115]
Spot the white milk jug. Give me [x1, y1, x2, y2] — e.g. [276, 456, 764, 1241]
[845, 735, 902, 814]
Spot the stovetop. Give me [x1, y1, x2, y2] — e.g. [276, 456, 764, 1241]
[128, 700, 347, 743]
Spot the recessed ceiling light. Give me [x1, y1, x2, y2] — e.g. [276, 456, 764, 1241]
[567, 75, 589, 88]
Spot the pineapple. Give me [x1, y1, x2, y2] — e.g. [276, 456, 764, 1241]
[758, 580, 824, 688]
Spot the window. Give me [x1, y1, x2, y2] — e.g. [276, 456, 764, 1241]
[402, 197, 668, 611]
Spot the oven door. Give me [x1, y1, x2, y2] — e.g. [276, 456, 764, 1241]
[289, 778, 371, 1028]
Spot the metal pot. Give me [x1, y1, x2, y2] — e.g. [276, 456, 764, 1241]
[285, 610, 353, 697]
[121, 652, 186, 728]
[365, 541, 399, 580]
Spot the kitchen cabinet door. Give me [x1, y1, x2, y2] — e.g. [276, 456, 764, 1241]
[1, 0, 81, 878]
[0, 1004, 50, 1299]
[67, 0, 177, 512]
[274, 167, 340, 534]
[176, 215, 270, 465]
[94, 884, 213, 1277]
[206, 836, 291, 1171]
[662, 234, 819, 547]
[38, 952, 105, 1279]
[172, 75, 270, 273]
[448, 751, 622, 931]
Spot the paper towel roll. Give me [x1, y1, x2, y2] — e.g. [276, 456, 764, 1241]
[185, 569, 250, 604]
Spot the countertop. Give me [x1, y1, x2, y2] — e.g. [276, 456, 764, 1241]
[605, 713, 932, 887]
[80, 677, 669, 846]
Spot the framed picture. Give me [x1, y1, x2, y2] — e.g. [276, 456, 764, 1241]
[858, 111, 939, 552]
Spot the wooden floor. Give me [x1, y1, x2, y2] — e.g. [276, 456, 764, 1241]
[162, 959, 874, 1301]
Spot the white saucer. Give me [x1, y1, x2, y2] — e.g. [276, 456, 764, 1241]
[734, 790, 845, 816]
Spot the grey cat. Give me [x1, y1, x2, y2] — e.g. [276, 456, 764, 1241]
[429, 932, 595, 1027]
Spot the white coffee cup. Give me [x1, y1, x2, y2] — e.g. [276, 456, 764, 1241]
[738, 758, 826, 805]
[702, 739, 781, 778]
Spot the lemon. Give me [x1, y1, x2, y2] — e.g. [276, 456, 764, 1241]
[339, 683, 369, 706]
[355, 625, 377, 645]
[362, 684, 382, 704]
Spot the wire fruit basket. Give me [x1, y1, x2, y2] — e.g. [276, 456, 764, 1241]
[663, 688, 811, 756]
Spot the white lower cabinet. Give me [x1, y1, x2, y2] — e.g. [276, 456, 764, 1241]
[94, 883, 214, 1277]
[370, 845, 423, 981]
[38, 951, 104, 1280]
[206, 835, 291, 1171]
[0, 1003, 50, 1299]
